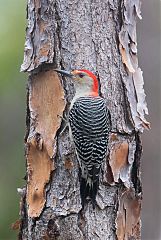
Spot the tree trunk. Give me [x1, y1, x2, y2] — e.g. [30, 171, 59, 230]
[19, 0, 149, 239]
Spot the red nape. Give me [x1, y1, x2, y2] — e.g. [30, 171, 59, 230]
[80, 69, 99, 95]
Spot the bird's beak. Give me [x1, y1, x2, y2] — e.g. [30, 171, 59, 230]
[54, 69, 73, 78]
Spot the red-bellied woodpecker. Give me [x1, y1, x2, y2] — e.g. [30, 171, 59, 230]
[54, 69, 111, 208]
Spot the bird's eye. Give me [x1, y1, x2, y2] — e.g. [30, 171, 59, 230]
[79, 73, 84, 78]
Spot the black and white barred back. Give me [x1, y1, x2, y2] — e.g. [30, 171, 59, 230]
[69, 96, 111, 208]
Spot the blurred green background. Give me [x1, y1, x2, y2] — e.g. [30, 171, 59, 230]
[0, 0, 160, 239]
[0, 0, 26, 239]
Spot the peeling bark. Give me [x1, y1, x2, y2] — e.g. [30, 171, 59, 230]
[116, 189, 141, 240]
[25, 70, 66, 218]
[19, 0, 148, 239]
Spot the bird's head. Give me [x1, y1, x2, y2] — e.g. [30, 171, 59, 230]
[54, 69, 99, 97]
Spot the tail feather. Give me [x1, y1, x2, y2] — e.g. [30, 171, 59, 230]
[80, 175, 99, 209]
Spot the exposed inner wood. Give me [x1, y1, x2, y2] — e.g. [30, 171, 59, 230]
[26, 138, 53, 218]
[26, 70, 66, 218]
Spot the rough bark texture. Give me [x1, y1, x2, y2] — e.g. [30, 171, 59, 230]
[19, 0, 149, 239]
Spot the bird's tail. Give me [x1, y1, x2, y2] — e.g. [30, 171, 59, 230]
[80, 168, 100, 209]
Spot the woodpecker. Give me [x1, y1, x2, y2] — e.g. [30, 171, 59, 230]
[54, 69, 111, 208]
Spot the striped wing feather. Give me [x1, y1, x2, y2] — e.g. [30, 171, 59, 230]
[69, 96, 111, 207]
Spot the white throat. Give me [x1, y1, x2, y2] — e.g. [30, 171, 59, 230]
[70, 84, 92, 108]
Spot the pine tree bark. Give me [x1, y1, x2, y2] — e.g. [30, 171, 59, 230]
[19, 0, 149, 239]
